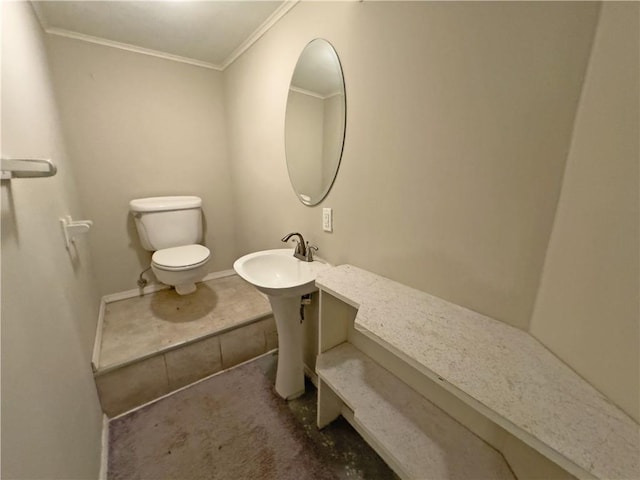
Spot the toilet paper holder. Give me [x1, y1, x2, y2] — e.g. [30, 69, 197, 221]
[60, 215, 93, 249]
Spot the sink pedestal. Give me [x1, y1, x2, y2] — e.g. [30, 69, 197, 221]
[268, 295, 305, 399]
[233, 249, 331, 400]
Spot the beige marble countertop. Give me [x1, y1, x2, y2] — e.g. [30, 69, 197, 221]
[316, 265, 639, 480]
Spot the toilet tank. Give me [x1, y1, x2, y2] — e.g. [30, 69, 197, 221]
[130, 196, 203, 251]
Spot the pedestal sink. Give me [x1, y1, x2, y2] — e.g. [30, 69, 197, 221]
[233, 249, 331, 399]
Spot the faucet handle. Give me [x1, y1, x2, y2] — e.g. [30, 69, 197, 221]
[306, 242, 318, 262]
[281, 232, 308, 260]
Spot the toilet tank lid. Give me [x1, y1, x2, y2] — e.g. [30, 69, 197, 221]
[130, 196, 202, 212]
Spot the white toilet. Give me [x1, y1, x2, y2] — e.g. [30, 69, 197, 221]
[130, 196, 210, 295]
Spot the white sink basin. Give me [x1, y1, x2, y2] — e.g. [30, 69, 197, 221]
[233, 248, 331, 400]
[233, 248, 330, 297]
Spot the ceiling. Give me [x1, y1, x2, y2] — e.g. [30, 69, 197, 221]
[32, 1, 296, 70]
[291, 39, 344, 98]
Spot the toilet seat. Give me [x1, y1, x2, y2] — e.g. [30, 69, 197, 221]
[152, 244, 210, 271]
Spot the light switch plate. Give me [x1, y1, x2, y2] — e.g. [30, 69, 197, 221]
[322, 208, 333, 232]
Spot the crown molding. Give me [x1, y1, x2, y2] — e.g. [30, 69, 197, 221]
[290, 86, 343, 100]
[44, 27, 222, 70]
[38, 1, 300, 72]
[290, 86, 325, 100]
[220, 0, 299, 70]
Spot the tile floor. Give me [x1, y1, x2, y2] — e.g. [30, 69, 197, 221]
[94, 274, 277, 416]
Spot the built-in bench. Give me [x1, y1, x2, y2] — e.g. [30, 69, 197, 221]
[314, 265, 639, 480]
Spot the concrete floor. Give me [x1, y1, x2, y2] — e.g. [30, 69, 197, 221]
[255, 352, 399, 479]
[108, 351, 398, 479]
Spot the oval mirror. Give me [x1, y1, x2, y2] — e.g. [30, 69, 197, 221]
[285, 39, 346, 206]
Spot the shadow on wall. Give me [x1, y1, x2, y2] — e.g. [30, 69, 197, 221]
[126, 212, 153, 279]
[1, 183, 20, 244]
[2, 181, 89, 272]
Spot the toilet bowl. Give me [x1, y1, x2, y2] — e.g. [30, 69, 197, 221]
[130, 196, 210, 295]
[151, 244, 210, 295]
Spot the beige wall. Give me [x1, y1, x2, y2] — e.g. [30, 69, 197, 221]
[45, 35, 236, 296]
[224, 1, 600, 329]
[322, 93, 344, 190]
[1, 2, 103, 478]
[285, 90, 324, 199]
[530, 2, 639, 423]
[1, 2, 635, 477]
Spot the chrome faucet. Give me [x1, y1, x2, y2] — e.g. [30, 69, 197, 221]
[281, 232, 317, 262]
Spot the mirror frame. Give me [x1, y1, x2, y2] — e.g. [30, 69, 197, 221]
[284, 38, 346, 206]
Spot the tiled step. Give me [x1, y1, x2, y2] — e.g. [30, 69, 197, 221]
[97, 275, 272, 371]
[95, 317, 277, 417]
[317, 343, 515, 480]
[94, 274, 277, 417]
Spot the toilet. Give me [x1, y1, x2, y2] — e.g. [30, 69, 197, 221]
[130, 196, 210, 295]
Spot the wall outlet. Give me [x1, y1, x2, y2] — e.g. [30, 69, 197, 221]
[323, 208, 333, 232]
